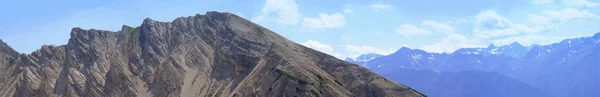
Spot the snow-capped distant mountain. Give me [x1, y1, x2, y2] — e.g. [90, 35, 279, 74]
[452, 42, 530, 58]
[366, 47, 448, 73]
[512, 33, 600, 97]
[491, 42, 529, 58]
[362, 46, 518, 74]
[351, 32, 600, 97]
[345, 53, 383, 68]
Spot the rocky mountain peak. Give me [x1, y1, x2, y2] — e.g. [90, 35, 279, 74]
[396, 47, 412, 53]
[509, 41, 523, 47]
[0, 39, 18, 57]
[0, 39, 10, 51]
[487, 44, 496, 49]
[141, 17, 159, 26]
[0, 11, 423, 97]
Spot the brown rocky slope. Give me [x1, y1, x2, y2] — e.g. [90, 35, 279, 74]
[0, 11, 424, 97]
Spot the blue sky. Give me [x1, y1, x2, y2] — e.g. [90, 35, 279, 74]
[1, 0, 599, 59]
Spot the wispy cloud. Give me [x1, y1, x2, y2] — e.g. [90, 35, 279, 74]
[422, 34, 484, 53]
[542, 8, 598, 22]
[301, 40, 334, 54]
[345, 45, 398, 58]
[369, 4, 392, 11]
[395, 20, 454, 37]
[527, 14, 552, 25]
[532, 0, 555, 4]
[422, 20, 454, 34]
[300, 40, 346, 59]
[446, 18, 469, 25]
[395, 24, 430, 37]
[563, 0, 599, 7]
[252, 0, 301, 25]
[302, 39, 400, 59]
[473, 10, 556, 39]
[343, 4, 354, 14]
[301, 40, 345, 58]
[301, 13, 346, 31]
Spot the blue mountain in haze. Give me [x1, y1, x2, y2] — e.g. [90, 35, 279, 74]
[345, 53, 383, 68]
[491, 42, 529, 57]
[513, 34, 599, 97]
[453, 42, 530, 58]
[381, 69, 552, 97]
[349, 32, 600, 97]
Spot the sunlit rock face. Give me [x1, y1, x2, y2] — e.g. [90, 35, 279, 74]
[0, 11, 424, 97]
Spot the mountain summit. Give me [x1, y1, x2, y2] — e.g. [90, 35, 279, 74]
[0, 11, 423, 97]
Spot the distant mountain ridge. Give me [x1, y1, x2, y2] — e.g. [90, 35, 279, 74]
[349, 32, 600, 97]
[382, 69, 553, 97]
[345, 41, 540, 62]
[345, 53, 383, 68]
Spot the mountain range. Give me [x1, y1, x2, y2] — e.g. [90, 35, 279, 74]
[0, 12, 424, 97]
[347, 32, 600, 97]
[345, 53, 384, 68]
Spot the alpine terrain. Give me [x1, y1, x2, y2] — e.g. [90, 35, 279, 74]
[0, 11, 424, 97]
[347, 32, 600, 97]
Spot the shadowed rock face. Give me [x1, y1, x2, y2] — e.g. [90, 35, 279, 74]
[0, 11, 424, 97]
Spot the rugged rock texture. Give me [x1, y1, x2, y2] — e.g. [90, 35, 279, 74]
[0, 11, 424, 97]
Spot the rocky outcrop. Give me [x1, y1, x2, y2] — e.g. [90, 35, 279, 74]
[0, 11, 424, 97]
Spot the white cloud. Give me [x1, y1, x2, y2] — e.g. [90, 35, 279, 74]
[344, 9, 354, 14]
[447, 18, 469, 25]
[422, 20, 454, 33]
[369, 4, 392, 11]
[474, 29, 520, 38]
[518, 8, 597, 34]
[421, 34, 485, 53]
[301, 13, 346, 31]
[252, 0, 301, 25]
[301, 40, 401, 59]
[563, 0, 599, 7]
[527, 14, 552, 25]
[532, 0, 555, 4]
[474, 10, 512, 30]
[395, 20, 454, 36]
[475, 9, 589, 46]
[459, 18, 468, 23]
[301, 40, 334, 55]
[343, 4, 354, 14]
[301, 40, 345, 59]
[395, 24, 430, 37]
[543, 8, 598, 22]
[473, 10, 556, 38]
[345, 45, 397, 58]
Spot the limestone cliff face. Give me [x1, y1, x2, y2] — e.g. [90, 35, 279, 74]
[0, 11, 424, 97]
